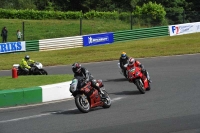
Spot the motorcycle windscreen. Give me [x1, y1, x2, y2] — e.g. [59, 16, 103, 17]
[69, 79, 78, 93]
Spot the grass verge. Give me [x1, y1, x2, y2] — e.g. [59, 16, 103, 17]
[0, 74, 73, 90]
[1, 32, 200, 70]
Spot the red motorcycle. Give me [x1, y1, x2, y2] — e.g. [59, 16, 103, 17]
[69, 77, 111, 113]
[127, 66, 151, 94]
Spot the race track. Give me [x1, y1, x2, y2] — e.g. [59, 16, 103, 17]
[0, 54, 200, 133]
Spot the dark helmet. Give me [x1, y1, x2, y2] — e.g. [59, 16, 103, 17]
[25, 55, 30, 60]
[72, 63, 81, 73]
[91, 79, 98, 87]
[121, 52, 127, 59]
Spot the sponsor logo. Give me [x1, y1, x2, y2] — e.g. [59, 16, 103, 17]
[172, 25, 193, 34]
[0, 42, 22, 53]
[172, 26, 179, 34]
[88, 36, 109, 44]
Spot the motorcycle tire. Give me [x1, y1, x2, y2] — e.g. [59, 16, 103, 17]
[102, 90, 111, 108]
[75, 94, 90, 113]
[38, 69, 48, 75]
[146, 82, 151, 91]
[135, 79, 145, 94]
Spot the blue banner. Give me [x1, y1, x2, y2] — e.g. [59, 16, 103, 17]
[0, 41, 26, 54]
[83, 32, 114, 46]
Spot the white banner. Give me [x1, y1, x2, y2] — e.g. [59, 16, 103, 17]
[0, 41, 26, 54]
[195, 22, 200, 33]
[169, 22, 200, 36]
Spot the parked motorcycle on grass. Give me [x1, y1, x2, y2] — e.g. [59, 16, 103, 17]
[69, 76, 111, 113]
[127, 66, 151, 94]
[13, 62, 48, 76]
[117, 63, 128, 79]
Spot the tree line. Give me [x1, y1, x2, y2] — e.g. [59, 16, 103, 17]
[0, 0, 199, 24]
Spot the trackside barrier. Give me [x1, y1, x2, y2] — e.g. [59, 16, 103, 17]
[114, 26, 169, 42]
[0, 82, 72, 108]
[0, 87, 42, 107]
[39, 36, 83, 51]
[26, 40, 39, 51]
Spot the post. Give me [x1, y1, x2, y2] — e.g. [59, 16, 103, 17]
[131, 14, 133, 30]
[22, 22, 25, 41]
[182, 10, 185, 23]
[80, 17, 82, 35]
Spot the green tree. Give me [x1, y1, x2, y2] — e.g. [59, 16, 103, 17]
[134, 2, 166, 26]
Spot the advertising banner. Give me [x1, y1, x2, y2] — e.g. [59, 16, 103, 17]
[195, 22, 200, 33]
[168, 22, 200, 36]
[83, 32, 114, 46]
[169, 23, 196, 36]
[0, 41, 26, 54]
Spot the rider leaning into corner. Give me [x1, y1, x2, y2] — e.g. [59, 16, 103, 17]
[19, 55, 35, 75]
[119, 52, 129, 77]
[126, 57, 152, 83]
[72, 62, 106, 98]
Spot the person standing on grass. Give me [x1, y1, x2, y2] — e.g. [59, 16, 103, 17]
[1, 26, 8, 43]
[16, 30, 22, 41]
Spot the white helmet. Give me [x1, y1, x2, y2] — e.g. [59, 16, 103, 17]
[128, 57, 135, 66]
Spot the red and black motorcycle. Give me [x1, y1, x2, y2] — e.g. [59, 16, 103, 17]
[127, 66, 151, 94]
[69, 77, 111, 113]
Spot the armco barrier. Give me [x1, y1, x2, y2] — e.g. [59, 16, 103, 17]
[0, 81, 72, 108]
[114, 26, 169, 42]
[25, 40, 39, 51]
[39, 36, 83, 51]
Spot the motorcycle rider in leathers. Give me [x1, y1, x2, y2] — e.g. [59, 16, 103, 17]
[119, 52, 129, 78]
[126, 57, 152, 83]
[72, 62, 106, 98]
[19, 55, 35, 75]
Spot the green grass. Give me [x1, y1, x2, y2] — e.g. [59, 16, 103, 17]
[1, 32, 200, 71]
[0, 74, 73, 90]
[0, 18, 130, 42]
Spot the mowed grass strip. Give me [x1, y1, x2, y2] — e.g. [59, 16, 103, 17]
[0, 74, 73, 90]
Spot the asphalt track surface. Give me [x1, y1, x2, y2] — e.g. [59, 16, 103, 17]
[0, 54, 200, 133]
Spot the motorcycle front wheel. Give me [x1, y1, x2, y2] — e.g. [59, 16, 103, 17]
[38, 69, 48, 75]
[135, 79, 145, 94]
[75, 94, 90, 113]
[102, 90, 111, 108]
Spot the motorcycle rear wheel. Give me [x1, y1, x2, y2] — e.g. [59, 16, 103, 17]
[135, 79, 145, 94]
[75, 94, 90, 113]
[102, 90, 111, 108]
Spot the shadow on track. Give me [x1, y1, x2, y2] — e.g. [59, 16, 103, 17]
[109, 90, 141, 95]
[104, 78, 128, 82]
[43, 107, 107, 115]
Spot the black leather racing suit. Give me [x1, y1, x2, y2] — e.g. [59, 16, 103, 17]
[72, 67, 101, 91]
[119, 56, 129, 77]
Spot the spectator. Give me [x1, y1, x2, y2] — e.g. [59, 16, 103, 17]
[1, 26, 8, 43]
[16, 30, 23, 41]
